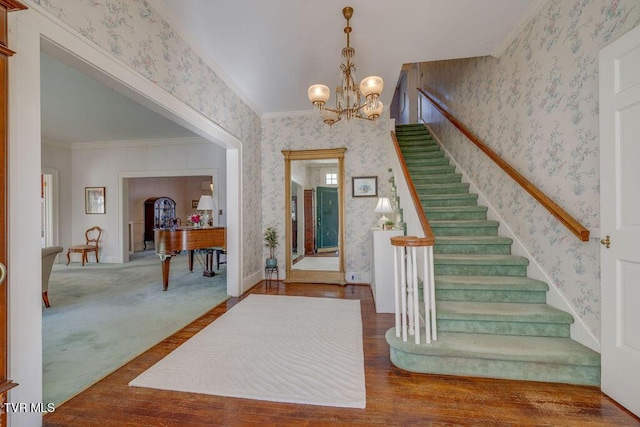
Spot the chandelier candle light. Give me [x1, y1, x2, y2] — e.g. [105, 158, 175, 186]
[307, 6, 383, 125]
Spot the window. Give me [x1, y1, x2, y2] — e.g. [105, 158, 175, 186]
[325, 173, 337, 185]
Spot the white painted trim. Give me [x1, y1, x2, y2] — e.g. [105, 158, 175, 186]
[41, 167, 60, 248]
[424, 123, 600, 352]
[262, 109, 316, 120]
[148, 0, 262, 118]
[490, 0, 549, 58]
[70, 136, 209, 150]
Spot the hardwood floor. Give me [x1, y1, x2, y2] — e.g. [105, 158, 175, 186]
[43, 282, 639, 426]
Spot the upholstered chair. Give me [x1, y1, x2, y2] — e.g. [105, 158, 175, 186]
[42, 246, 63, 307]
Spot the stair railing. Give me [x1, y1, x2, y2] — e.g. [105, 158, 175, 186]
[391, 236, 437, 344]
[390, 130, 437, 344]
[417, 88, 590, 242]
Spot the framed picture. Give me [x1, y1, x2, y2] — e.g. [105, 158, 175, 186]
[352, 176, 378, 197]
[85, 187, 106, 214]
[192, 199, 199, 209]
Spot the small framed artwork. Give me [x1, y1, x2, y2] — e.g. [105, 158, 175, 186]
[85, 187, 106, 214]
[352, 176, 378, 197]
[192, 200, 199, 209]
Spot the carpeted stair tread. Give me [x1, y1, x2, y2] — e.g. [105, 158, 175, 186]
[434, 236, 512, 254]
[434, 254, 529, 266]
[385, 330, 599, 367]
[436, 301, 574, 324]
[436, 275, 548, 291]
[399, 144, 441, 153]
[413, 182, 470, 194]
[411, 174, 463, 184]
[430, 219, 499, 228]
[409, 165, 456, 175]
[435, 236, 511, 245]
[402, 150, 445, 159]
[425, 206, 488, 220]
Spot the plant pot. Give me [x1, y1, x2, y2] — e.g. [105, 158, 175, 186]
[266, 258, 278, 268]
[384, 225, 393, 230]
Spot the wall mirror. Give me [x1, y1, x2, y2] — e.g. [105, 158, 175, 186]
[282, 148, 346, 284]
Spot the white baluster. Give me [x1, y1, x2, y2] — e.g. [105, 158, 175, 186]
[422, 245, 431, 344]
[411, 246, 421, 344]
[393, 245, 401, 337]
[428, 246, 437, 341]
[406, 247, 415, 338]
[399, 246, 408, 342]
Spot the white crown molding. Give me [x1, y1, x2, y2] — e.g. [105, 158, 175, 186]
[148, 0, 263, 118]
[491, 0, 549, 58]
[262, 109, 316, 120]
[67, 136, 209, 150]
[41, 137, 71, 149]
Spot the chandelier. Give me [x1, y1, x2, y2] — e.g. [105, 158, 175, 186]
[307, 6, 384, 125]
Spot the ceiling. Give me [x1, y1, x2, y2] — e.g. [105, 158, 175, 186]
[41, 0, 540, 144]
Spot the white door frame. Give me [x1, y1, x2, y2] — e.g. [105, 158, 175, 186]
[9, 7, 244, 425]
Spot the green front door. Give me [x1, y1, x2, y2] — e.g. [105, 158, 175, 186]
[316, 186, 338, 250]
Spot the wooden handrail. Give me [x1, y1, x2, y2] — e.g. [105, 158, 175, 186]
[390, 131, 435, 246]
[418, 88, 590, 242]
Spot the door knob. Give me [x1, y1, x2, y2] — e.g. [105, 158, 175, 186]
[0, 262, 5, 286]
[600, 235, 611, 249]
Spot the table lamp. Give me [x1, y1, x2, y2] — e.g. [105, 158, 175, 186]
[374, 197, 394, 229]
[197, 195, 214, 227]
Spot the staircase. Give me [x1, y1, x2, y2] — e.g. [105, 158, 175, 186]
[386, 123, 600, 386]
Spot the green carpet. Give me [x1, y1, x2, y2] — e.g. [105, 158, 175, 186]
[43, 250, 229, 406]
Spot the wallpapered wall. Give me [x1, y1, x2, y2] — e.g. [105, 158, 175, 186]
[261, 115, 393, 278]
[32, 0, 263, 277]
[420, 0, 640, 341]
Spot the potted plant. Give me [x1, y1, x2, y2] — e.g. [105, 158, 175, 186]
[264, 226, 279, 267]
[384, 220, 394, 230]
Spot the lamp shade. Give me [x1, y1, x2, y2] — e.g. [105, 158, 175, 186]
[365, 101, 383, 119]
[360, 76, 384, 98]
[197, 195, 214, 211]
[374, 197, 394, 214]
[308, 84, 330, 106]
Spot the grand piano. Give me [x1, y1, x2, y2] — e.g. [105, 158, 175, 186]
[154, 227, 226, 291]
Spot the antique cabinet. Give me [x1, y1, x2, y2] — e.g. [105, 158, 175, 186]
[143, 197, 176, 249]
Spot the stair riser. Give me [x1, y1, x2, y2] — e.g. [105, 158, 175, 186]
[435, 289, 547, 303]
[389, 349, 600, 386]
[397, 138, 435, 144]
[415, 183, 470, 194]
[426, 210, 487, 220]
[405, 158, 450, 166]
[434, 244, 511, 255]
[421, 197, 478, 208]
[434, 264, 527, 276]
[432, 226, 499, 236]
[409, 166, 456, 175]
[437, 319, 570, 338]
[412, 175, 463, 185]
[399, 145, 440, 152]
[402, 151, 445, 159]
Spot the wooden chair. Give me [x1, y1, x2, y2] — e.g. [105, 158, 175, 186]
[66, 226, 102, 266]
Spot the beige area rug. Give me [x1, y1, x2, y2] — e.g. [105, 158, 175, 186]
[129, 294, 366, 408]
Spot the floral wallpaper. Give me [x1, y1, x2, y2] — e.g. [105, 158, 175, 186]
[261, 114, 393, 277]
[420, 0, 640, 341]
[30, 0, 263, 278]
